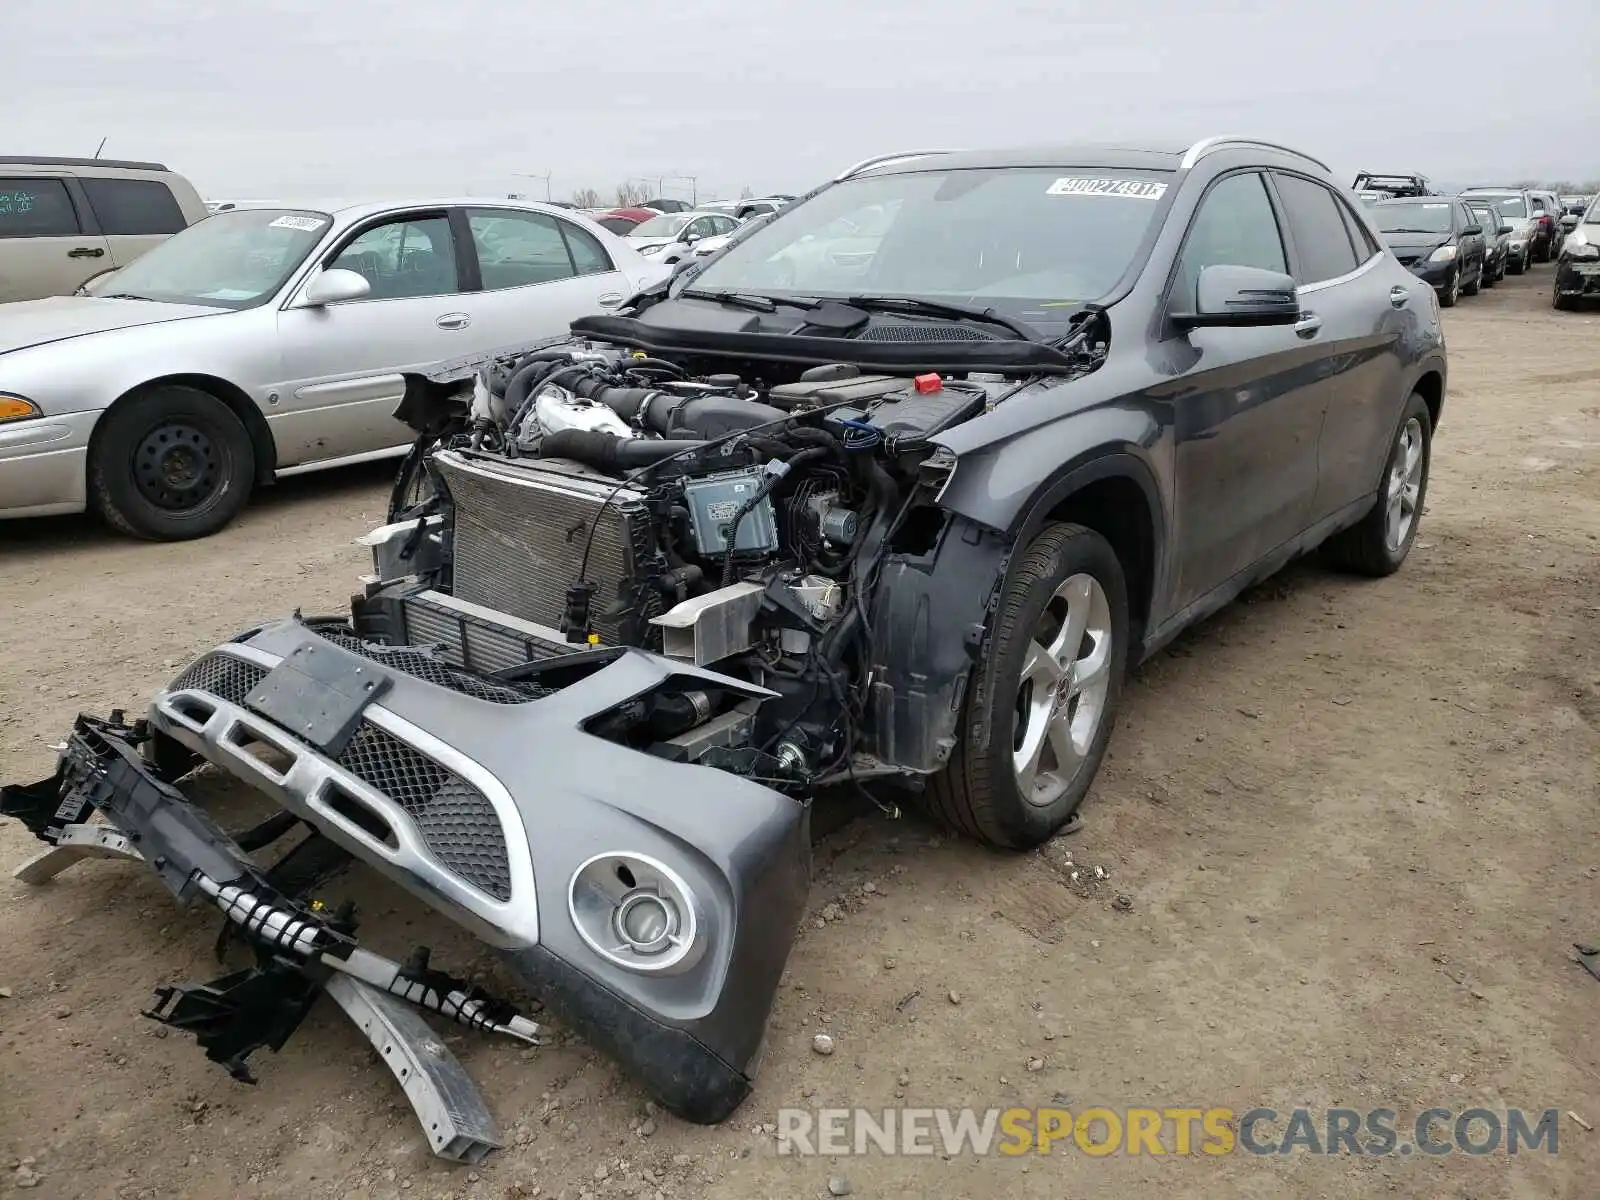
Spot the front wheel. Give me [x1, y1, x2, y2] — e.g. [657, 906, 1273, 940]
[928, 523, 1129, 848]
[1462, 262, 1482, 296]
[1321, 392, 1432, 577]
[1509, 253, 1525, 276]
[88, 385, 255, 540]
[1439, 270, 1459, 307]
[1553, 276, 1577, 311]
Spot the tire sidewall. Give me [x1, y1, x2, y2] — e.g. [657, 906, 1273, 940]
[965, 525, 1130, 846]
[91, 386, 255, 540]
[1376, 394, 1433, 568]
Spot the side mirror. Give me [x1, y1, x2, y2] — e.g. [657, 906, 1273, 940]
[1499, 224, 1514, 236]
[1462, 224, 1482, 237]
[1172, 264, 1300, 330]
[298, 268, 371, 308]
[682, 230, 702, 245]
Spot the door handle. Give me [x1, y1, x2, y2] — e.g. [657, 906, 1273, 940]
[1293, 312, 1322, 338]
[68, 247, 105, 259]
[1389, 286, 1409, 308]
[596, 292, 624, 309]
[435, 313, 471, 330]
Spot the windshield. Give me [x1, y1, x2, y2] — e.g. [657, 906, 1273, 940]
[684, 166, 1171, 332]
[1374, 201, 1455, 234]
[1465, 193, 1528, 218]
[86, 208, 330, 309]
[631, 214, 693, 237]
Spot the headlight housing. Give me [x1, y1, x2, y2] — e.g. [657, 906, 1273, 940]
[0, 394, 41, 423]
[1428, 245, 1458, 263]
[1565, 232, 1599, 261]
[637, 243, 663, 256]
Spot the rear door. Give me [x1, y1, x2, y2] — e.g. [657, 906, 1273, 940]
[1161, 169, 1329, 608]
[78, 175, 190, 269]
[1271, 171, 1408, 520]
[459, 207, 629, 347]
[0, 174, 110, 301]
[271, 208, 476, 466]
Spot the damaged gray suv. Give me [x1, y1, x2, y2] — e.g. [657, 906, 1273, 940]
[4, 138, 1447, 1138]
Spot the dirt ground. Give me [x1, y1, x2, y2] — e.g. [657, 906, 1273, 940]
[1, 266, 1597, 1200]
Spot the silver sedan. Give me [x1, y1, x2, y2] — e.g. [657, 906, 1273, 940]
[0, 198, 670, 539]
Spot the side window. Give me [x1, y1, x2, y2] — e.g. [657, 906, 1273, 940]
[1171, 171, 1288, 310]
[0, 178, 81, 238]
[81, 178, 186, 236]
[687, 217, 715, 241]
[559, 221, 613, 277]
[468, 210, 575, 290]
[712, 216, 738, 235]
[1336, 197, 1380, 259]
[1273, 173, 1360, 284]
[329, 215, 458, 300]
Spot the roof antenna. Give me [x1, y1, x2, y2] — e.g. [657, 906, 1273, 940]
[92, 136, 107, 159]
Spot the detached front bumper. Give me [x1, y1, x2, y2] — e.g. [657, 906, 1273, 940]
[8, 617, 812, 1126]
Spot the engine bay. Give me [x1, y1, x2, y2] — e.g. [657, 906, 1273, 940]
[370, 332, 1103, 792]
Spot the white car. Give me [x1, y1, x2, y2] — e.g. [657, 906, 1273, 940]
[0, 198, 669, 539]
[627, 211, 742, 264]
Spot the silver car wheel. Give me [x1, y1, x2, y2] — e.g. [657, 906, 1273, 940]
[1384, 417, 1424, 552]
[1012, 574, 1113, 807]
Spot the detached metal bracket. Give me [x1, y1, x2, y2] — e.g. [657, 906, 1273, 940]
[325, 974, 503, 1163]
[13, 821, 143, 883]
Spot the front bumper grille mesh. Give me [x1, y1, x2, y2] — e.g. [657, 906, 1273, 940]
[314, 629, 552, 703]
[334, 724, 511, 901]
[167, 651, 512, 901]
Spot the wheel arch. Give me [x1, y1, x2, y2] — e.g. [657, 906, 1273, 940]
[1011, 451, 1165, 656]
[92, 374, 277, 485]
[1410, 368, 1444, 434]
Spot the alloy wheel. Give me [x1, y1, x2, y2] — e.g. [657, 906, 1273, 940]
[1013, 574, 1114, 807]
[1384, 417, 1425, 552]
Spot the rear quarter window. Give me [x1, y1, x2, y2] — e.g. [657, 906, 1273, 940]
[0, 178, 81, 238]
[82, 178, 188, 236]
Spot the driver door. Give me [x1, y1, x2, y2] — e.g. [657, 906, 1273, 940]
[270, 209, 475, 467]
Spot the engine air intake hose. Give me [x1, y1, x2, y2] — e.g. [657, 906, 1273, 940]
[539, 428, 706, 470]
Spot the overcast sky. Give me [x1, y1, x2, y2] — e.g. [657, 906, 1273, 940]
[5, 0, 1595, 203]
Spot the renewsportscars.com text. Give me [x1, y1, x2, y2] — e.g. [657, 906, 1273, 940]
[776, 1106, 1561, 1157]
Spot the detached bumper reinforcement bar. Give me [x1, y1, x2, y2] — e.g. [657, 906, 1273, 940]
[0, 713, 538, 1164]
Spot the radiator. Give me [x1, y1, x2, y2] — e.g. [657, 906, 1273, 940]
[431, 451, 657, 645]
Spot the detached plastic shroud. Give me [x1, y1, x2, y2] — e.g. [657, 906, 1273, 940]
[0, 617, 812, 1160]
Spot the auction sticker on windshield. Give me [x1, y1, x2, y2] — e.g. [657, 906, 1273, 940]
[1047, 177, 1168, 200]
[269, 215, 328, 232]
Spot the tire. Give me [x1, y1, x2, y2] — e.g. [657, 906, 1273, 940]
[88, 385, 255, 541]
[1462, 262, 1482, 296]
[927, 523, 1129, 848]
[1509, 253, 1525, 276]
[1321, 392, 1432, 577]
[1553, 277, 1577, 311]
[1482, 258, 1497, 287]
[1439, 270, 1459, 307]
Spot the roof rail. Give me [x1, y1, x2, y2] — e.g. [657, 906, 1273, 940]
[0, 154, 170, 172]
[835, 149, 959, 181]
[1179, 137, 1331, 173]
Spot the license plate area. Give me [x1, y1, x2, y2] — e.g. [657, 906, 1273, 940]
[245, 642, 392, 756]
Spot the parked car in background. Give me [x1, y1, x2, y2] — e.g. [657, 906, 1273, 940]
[640, 198, 691, 214]
[1370, 196, 1486, 305]
[1355, 189, 1392, 206]
[627, 210, 741, 263]
[0, 156, 208, 303]
[1462, 198, 1511, 285]
[1351, 172, 1434, 198]
[591, 207, 659, 236]
[1553, 194, 1600, 311]
[0, 198, 671, 539]
[1459, 188, 1539, 273]
[1527, 190, 1562, 262]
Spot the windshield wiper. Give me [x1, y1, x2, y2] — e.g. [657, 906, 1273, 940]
[843, 295, 1042, 342]
[102, 292, 154, 301]
[1384, 228, 1449, 235]
[679, 289, 821, 314]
